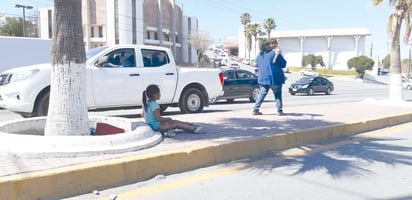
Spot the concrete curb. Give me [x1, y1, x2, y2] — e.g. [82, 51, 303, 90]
[1, 112, 412, 200]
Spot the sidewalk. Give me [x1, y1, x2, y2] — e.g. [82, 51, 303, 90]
[1, 100, 412, 200]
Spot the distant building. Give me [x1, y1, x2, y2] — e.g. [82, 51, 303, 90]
[38, 0, 198, 64]
[238, 27, 371, 70]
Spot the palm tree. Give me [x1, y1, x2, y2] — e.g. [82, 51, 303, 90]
[244, 23, 253, 60]
[373, 0, 411, 101]
[263, 17, 277, 39]
[249, 22, 261, 58]
[44, 0, 89, 136]
[240, 12, 251, 59]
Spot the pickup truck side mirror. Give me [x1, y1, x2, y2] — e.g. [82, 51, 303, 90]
[95, 56, 109, 67]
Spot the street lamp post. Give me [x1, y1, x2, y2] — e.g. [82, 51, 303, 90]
[15, 4, 33, 37]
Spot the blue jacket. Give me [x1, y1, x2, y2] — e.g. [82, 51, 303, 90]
[256, 50, 286, 86]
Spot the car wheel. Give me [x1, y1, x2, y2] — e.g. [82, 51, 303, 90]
[179, 88, 204, 113]
[325, 87, 332, 95]
[307, 88, 314, 96]
[290, 92, 296, 95]
[249, 87, 260, 102]
[33, 89, 50, 117]
[226, 99, 235, 103]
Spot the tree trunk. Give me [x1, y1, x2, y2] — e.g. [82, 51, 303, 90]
[44, 0, 89, 136]
[388, 15, 404, 102]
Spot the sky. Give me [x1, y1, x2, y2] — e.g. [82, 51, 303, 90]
[0, 0, 409, 60]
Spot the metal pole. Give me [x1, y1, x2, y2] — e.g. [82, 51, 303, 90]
[15, 4, 33, 37]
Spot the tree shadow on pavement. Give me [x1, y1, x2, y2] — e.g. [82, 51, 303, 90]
[246, 135, 412, 182]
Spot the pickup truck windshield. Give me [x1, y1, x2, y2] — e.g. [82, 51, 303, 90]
[86, 46, 109, 60]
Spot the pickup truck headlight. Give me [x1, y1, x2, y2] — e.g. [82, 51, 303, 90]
[8, 69, 40, 84]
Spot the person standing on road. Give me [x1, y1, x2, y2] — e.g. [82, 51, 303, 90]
[252, 39, 287, 116]
[142, 85, 203, 137]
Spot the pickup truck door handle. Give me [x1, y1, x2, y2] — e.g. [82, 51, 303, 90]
[129, 74, 140, 76]
[165, 73, 174, 75]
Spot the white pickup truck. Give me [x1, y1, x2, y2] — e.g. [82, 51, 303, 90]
[0, 45, 224, 117]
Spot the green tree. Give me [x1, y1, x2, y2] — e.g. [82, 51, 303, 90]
[0, 16, 38, 37]
[44, 0, 89, 136]
[248, 22, 261, 59]
[302, 54, 324, 69]
[382, 54, 390, 69]
[0, 17, 23, 36]
[244, 23, 253, 60]
[188, 32, 212, 67]
[347, 56, 375, 79]
[263, 17, 276, 39]
[373, 0, 410, 101]
[240, 12, 251, 58]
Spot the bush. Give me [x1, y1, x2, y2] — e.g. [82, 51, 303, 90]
[347, 56, 374, 79]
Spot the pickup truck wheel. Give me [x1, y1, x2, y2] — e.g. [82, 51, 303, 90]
[179, 88, 204, 113]
[33, 90, 49, 117]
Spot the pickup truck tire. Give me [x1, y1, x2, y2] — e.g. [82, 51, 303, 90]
[179, 88, 204, 113]
[33, 90, 49, 117]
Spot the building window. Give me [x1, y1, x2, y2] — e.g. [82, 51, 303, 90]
[154, 32, 158, 40]
[90, 26, 94, 38]
[164, 33, 170, 41]
[132, 0, 136, 44]
[47, 10, 52, 39]
[146, 31, 150, 39]
[98, 26, 103, 38]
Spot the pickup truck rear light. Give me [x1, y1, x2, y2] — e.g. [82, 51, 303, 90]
[218, 72, 224, 86]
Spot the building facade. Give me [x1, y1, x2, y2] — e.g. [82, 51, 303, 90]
[38, 0, 198, 64]
[238, 27, 371, 70]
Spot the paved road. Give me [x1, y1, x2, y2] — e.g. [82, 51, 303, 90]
[2, 72, 410, 121]
[64, 121, 412, 200]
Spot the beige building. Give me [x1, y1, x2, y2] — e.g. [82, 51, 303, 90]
[38, 0, 198, 64]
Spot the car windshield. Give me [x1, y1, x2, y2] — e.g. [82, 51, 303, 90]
[86, 46, 109, 60]
[296, 76, 314, 84]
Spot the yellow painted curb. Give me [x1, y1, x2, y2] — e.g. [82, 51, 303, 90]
[1, 112, 411, 200]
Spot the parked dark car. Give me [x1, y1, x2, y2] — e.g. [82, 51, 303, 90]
[289, 76, 334, 95]
[210, 69, 260, 103]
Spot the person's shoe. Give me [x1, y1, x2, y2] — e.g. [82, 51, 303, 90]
[194, 127, 203, 134]
[253, 111, 263, 115]
[277, 111, 284, 116]
[163, 130, 176, 138]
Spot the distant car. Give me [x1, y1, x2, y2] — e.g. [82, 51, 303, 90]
[229, 63, 240, 69]
[210, 69, 259, 103]
[403, 81, 412, 90]
[289, 76, 334, 95]
[300, 68, 319, 76]
[243, 59, 251, 65]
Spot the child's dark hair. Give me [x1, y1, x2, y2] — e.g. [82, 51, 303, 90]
[142, 85, 160, 111]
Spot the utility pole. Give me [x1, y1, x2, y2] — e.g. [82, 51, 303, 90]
[370, 43, 373, 57]
[15, 4, 33, 37]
